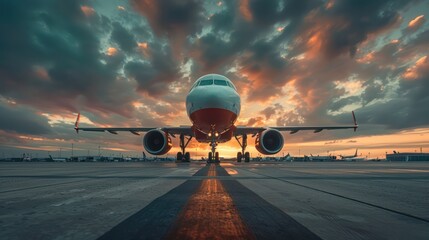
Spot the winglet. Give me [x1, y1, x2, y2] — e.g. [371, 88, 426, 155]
[74, 113, 80, 133]
[352, 111, 358, 132]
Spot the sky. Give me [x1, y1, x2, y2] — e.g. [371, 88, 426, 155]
[0, 0, 429, 159]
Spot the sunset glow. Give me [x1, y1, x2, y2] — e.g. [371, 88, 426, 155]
[0, 1, 428, 160]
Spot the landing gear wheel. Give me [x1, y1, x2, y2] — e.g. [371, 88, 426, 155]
[215, 152, 219, 162]
[178, 134, 192, 162]
[177, 152, 183, 161]
[208, 152, 213, 162]
[237, 152, 242, 162]
[244, 152, 250, 162]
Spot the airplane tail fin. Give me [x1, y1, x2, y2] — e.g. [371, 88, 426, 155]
[74, 113, 80, 133]
[354, 148, 358, 157]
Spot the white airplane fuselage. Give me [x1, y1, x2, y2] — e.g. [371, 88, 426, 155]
[186, 74, 241, 143]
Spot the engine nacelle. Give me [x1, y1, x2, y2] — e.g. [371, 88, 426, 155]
[143, 129, 172, 155]
[255, 129, 284, 155]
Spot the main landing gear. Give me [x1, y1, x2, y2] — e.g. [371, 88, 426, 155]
[235, 134, 250, 162]
[177, 134, 192, 162]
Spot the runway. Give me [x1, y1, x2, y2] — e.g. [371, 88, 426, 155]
[0, 161, 428, 240]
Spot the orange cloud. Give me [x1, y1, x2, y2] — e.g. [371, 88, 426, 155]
[106, 47, 118, 56]
[356, 51, 375, 63]
[80, 6, 95, 17]
[408, 15, 425, 29]
[325, 0, 335, 9]
[403, 56, 428, 80]
[239, 0, 252, 21]
[33, 66, 50, 81]
[138, 42, 150, 57]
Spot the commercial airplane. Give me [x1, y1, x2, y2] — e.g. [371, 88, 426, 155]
[339, 149, 358, 160]
[74, 74, 358, 162]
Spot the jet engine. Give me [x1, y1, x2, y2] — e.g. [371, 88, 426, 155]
[255, 129, 284, 155]
[143, 129, 172, 155]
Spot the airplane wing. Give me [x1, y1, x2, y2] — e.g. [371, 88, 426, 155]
[234, 111, 358, 135]
[74, 113, 193, 136]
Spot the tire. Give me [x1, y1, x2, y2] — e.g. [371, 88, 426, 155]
[177, 152, 183, 161]
[237, 152, 242, 162]
[185, 152, 190, 162]
[245, 152, 250, 162]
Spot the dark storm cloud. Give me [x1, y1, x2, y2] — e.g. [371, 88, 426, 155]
[111, 22, 137, 53]
[319, 0, 411, 58]
[130, 0, 204, 52]
[329, 96, 361, 112]
[0, 102, 51, 135]
[193, 33, 235, 72]
[361, 82, 384, 105]
[0, 0, 137, 117]
[124, 41, 181, 97]
[0, 0, 428, 157]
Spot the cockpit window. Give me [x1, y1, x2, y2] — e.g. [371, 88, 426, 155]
[226, 81, 237, 90]
[214, 79, 228, 86]
[199, 79, 213, 86]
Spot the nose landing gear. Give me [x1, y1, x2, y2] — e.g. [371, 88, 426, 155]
[207, 128, 220, 163]
[207, 138, 220, 163]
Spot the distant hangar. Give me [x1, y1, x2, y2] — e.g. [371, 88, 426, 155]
[386, 153, 429, 161]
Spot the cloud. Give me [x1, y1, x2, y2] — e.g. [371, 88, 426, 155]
[0, 0, 137, 117]
[0, 0, 428, 157]
[408, 15, 425, 30]
[260, 103, 283, 119]
[111, 22, 137, 53]
[0, 101, 51, 135]
[124, 42, 181, 97]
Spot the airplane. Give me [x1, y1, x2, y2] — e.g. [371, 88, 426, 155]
[309, 154, 337, 161]
[74, 73, 358, 163]
[339, 149, 358, 160]
[49, 155, 67, 162]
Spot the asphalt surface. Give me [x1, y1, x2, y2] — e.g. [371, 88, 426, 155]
[0, 161, 428, 239]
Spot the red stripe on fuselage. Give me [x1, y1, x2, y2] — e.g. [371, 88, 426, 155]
[190, 108, 237, 134]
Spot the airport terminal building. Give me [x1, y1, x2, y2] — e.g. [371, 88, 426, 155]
[386, 153, 429, 161]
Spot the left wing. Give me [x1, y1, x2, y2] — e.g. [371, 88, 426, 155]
[235, 111, 358, 135]
[74, 113, 193, 136]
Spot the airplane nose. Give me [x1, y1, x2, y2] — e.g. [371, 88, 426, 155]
[186, 86, 240, 116]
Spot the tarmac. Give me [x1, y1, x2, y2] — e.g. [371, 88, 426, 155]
[0, 161, 428, 240]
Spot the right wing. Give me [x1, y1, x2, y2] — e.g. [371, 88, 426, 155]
[74, 113, 193, 136]
[234, 111, 358, 136]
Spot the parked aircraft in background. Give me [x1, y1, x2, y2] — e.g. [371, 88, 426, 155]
[49, 155, 67, 162]
[340, 149, 358, 160]
[309, 154, 337, 161]
[75, 74, 358, 163]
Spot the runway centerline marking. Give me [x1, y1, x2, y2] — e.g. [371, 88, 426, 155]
[165, 165, 254, 239]
[97, 164, 322, 240]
